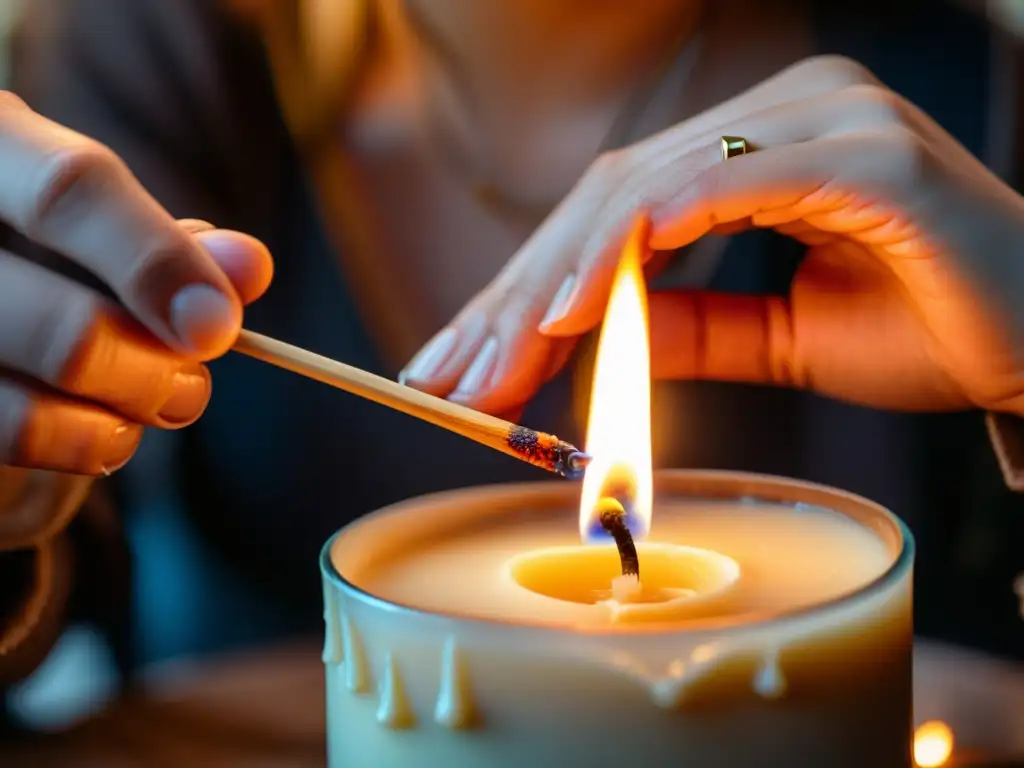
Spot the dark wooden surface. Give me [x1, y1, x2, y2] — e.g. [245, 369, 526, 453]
[3, 639, 1023, 767]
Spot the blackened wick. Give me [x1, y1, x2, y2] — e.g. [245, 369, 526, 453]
[598, 499, 640, 578]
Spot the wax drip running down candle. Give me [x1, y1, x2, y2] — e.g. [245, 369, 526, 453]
[506, 425, 591, 480]
[596, 497, 640, 577]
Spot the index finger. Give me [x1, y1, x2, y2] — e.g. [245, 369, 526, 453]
[0, 93, 241, 357]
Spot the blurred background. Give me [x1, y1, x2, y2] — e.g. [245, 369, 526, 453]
[0, 0, 1021, 760]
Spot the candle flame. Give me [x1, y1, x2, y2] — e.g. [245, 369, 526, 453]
[579, 216, 653, 542]
[913, 721, 954, 767]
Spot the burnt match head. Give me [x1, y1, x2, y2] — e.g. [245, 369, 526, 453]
[507, 425, 590, 480]
[596, 497, 640, 578]
[561, 446, 592, 479]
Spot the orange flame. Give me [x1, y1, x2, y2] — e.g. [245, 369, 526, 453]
[579, 216, 653, 542]
[913, 721, 954, 767]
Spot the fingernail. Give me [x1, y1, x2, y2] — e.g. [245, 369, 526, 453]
[400, 328, 458, 383]
[169, 283, 238, 354]
[157, 363, 211, 425]
[178, 219, 216, 234]
[194, 230, 251, 260]
[103, 423, 143, 474]
[538, 274, 577, 331]
[454, 336, 499, 397]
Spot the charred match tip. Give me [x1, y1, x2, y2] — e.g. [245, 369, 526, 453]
[547, 437, 589, 480]
[596, 498, 640, 578]
[507, 426, 589, 480]
[568, 451, 592, 470]
[561, 449, 591, 480]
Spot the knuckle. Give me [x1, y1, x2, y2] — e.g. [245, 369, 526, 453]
[41, 302, 183, 421]
[765, 296, 802, 388]
[494, 288, 539, 331]
[691, 163, 726, 218]
[25, 141, 123, 236]
[2, 266, 181, 424]
[841, 83, 906, 126]
[476, 272, 518, 319]
[878, 124, 934, 188]
[0, 376, 141, 477]
[587, 148, 630, 185]
[0, 90, 28, 116]
[797, 54, 880, 90]
[27, 288, 101, 389]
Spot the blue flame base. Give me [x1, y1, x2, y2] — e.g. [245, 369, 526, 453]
[582, 496, 647, 544]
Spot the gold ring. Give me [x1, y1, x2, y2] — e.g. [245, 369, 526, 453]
[720, 136, 749, 161]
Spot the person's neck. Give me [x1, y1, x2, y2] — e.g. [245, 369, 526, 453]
[394, 0, 704, 129]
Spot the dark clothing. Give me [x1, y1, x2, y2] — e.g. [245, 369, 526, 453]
[1, 0, 1022, 697]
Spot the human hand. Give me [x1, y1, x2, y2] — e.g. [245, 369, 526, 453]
[0, 94, 273, 474]
[400, 56, 1024, 417]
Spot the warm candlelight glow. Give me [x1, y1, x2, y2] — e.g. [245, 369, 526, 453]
[579, 217, 653, 542]
[913, 721, 954, 767]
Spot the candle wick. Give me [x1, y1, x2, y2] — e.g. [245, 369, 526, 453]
[597, 498, 640, 578]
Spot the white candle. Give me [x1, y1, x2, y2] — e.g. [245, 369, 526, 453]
[321, 220, 913, 766]
[322, 472, 913, 767]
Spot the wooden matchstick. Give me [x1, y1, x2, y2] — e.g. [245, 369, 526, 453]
[231, 330, 591, 479]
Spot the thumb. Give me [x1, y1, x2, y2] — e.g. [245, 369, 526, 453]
[178, 219, 274, 307]
[648, 290, 801, 386]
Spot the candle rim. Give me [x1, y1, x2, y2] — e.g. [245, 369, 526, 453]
[322, 469, 915, 638]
